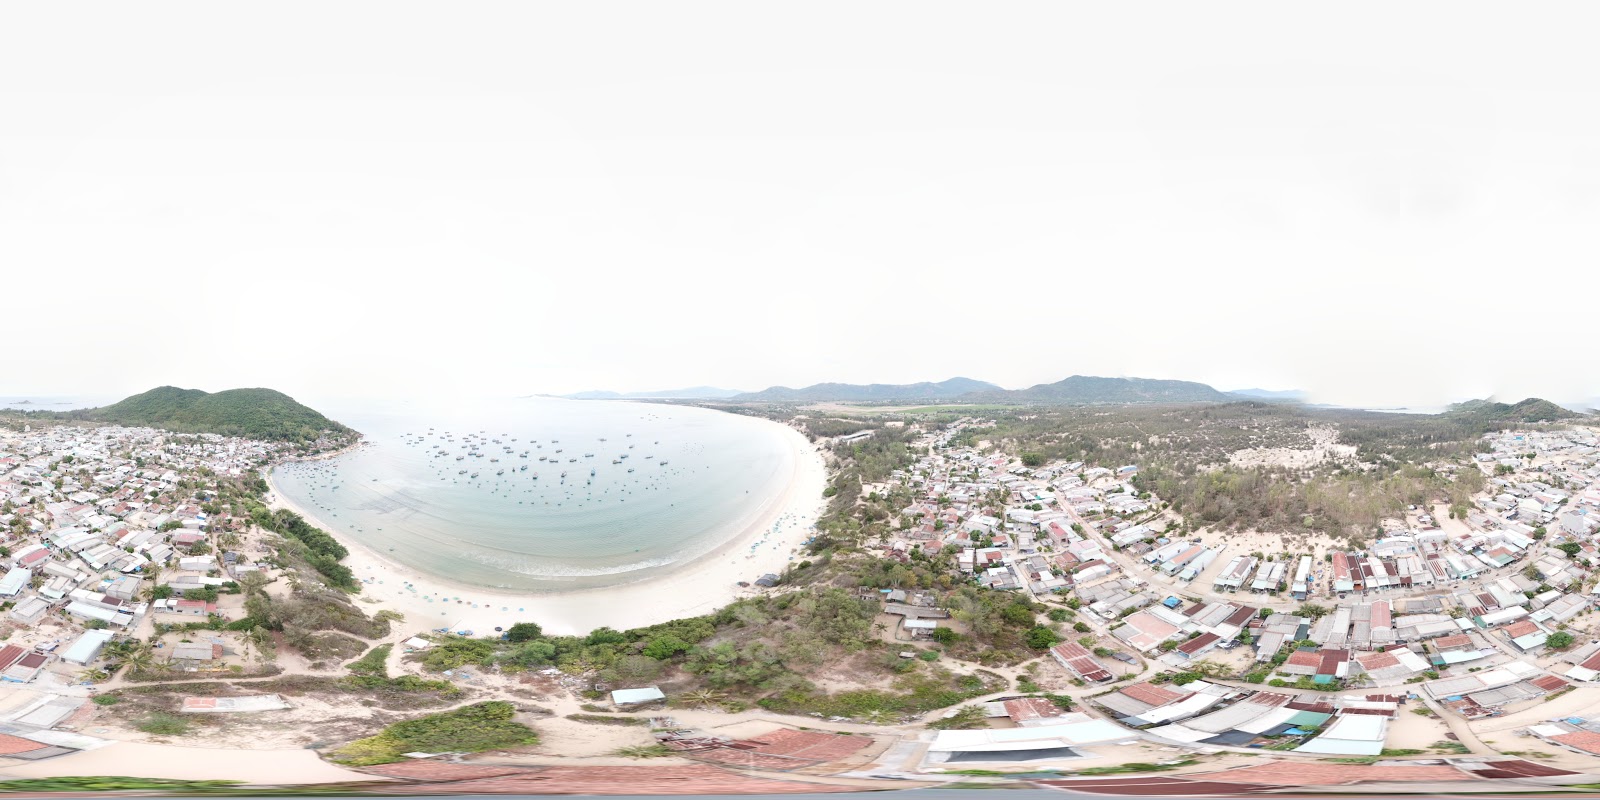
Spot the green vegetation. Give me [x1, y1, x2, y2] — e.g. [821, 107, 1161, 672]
[60, 386, 352, 443]
[346, 644, 392, 676]
[614, 744, 677, 759]
[244, 504, 357, 591]
[330, 701, 537, 765]
[135, 711, 191, 736]
[1073, 760, 1195, 776]
[759, 668, 1003, 719]
[0, 777, 243, 792]
[1548, 631, 1575, 650]
[929, 704, 989, 730]
[566, 713, 649, 726]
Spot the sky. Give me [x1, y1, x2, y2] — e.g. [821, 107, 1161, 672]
[3, 2, 1598, 409]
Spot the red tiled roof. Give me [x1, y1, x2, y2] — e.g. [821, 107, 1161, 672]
[1119, 682, 1188, 707]
[1434, 634, 1474, 651]
[1285, 650, 1322, 668]
[1532, 675, 1570, 693]
[1501, 619, 1540, 638]
[1201, 762, 1472, 786]
[1554, 730, 1600, 755]
[1003, 697, 1066, 723]
[0, 734, 45, 756]
[1356, 650, 1401, 670]
[1177, 632, 1219, 655]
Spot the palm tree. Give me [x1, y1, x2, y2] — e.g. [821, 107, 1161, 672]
[122, 645, 155, 677]
[678, 688, 726, 710]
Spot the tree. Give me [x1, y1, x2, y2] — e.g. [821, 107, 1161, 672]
[642, 634, 692, 660]
[1020, 452, 1046, 467]
[1547, 631, 1575, 650]
[930, 627, 958, 645]
[1000, 603, 1035, 627]
[1073, 621, 1090, 633]
[1026, 626, 1060, 650]
[505, 622, 543, 643]
[1294, 604, 1330, 620]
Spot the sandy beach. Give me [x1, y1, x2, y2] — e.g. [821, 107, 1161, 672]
[266, 420, 828, 636]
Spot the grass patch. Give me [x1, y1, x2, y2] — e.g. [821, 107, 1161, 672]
[0, 777, 242, 792]
[566, 713, 649, 727]
[1380, 748, 1425, 757]
[1430, 740, 1470, 754]
[90, 694, 120, 706]
[1073, 760, 1193, 776]
[329, 701, 537, 766]
[346, 644, 392, 676]
[614, 744, 677, 759]
[135, 711, 191, 736]
[757, 668, 1004, 720]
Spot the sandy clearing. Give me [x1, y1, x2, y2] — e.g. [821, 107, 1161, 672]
[0, 741, 374, 785]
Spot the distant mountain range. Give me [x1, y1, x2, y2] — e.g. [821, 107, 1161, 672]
[729, 377, 1001, 403]
[29, 386, 352, 442]
[1227, 387, 1310, 402]
[562, 376, 1593, 414]
[723, 375, 1228, 405]
[562, 386, 744, 400]
[971, 376, 1231, 405]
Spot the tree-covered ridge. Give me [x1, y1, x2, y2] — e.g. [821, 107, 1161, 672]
[971, 375, 1232, 405]
[70, 386, 353, 443]
[732, 377, 1001, 403]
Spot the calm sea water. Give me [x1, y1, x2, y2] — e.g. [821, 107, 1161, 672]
[270, 397, 799, 592]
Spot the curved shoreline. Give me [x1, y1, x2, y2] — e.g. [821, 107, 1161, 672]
[264, 415, 828, 636]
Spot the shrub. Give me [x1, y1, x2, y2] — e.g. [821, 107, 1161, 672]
[91, 694, 120, 706]
[330, 701, 538, 765]
[136, 712, 190, 736]
[505, 622, 543, 642]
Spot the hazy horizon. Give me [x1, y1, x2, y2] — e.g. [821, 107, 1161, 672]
[3, 1, 1598, 407]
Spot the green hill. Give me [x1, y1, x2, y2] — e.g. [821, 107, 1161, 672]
[79, 387, 352, 442]
[1447, 397, 1578, 424]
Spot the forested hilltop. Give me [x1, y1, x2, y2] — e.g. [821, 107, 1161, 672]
[17, 387, 354, 444]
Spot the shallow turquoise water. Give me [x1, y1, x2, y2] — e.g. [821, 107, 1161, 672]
[270, 397, 795, 591]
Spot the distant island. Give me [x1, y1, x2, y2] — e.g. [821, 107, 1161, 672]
[11, 386, 353, 443]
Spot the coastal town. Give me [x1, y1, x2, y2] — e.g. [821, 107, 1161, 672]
[5, 408, 1600, 793]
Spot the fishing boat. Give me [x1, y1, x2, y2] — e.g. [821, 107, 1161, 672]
[497, 469, 504, 475]
[458, 469, 467, 474]
[660, 460, 669, 465]
[612, 459, 621, 464]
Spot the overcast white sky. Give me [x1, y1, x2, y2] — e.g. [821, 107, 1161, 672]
[3, 2, 1598, 408]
